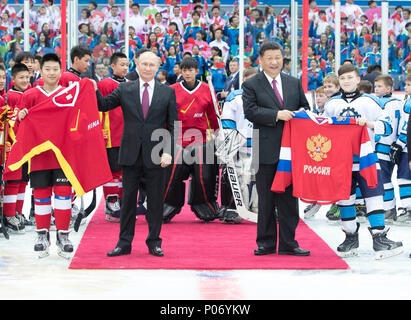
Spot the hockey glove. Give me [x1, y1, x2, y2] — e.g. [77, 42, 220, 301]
[390, 142, 403, 165]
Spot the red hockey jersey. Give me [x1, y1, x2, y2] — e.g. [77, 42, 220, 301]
[171, 81, 219, 147]
[58, 70, 81, 88]
[97, 77, 124, 148]
[4, 79, 112, 196]
[271, 111, 379, 204]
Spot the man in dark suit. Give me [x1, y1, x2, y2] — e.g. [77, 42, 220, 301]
[242, 42, 311, 256]
[125, 48, 150, 81]
[94, 51, 178, 257]
[221, 58, 240, 100]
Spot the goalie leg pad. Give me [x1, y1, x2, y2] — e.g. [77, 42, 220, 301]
[191, 203, 218, 222]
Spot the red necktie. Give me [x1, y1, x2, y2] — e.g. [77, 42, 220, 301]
[272, 79, 284, 107]
[141, 82, 149, 118]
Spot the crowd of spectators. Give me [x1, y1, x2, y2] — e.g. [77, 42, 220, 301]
[0, 0, 411, 91]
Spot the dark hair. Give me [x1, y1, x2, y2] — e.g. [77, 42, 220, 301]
[259, 42, 283, 57]
[11, 63, 29, 77]
[375, 74, 393, 88]
[110, 52, 127, 65]
[89, 1, 97, 9]
[211, 46, 222, 57]
[158, 69, 168, 77]
[180, 57, 199, 70]
[337, 63, 359, 77]
[342, 59, 353, 65]
[131, 3, 139, 8]
[70, 45, 92, 63]
[15, 52, 35, 64]
[192, 11, 200, 17]
[134, 47, 150, 60]
[81, 8, 91, 18]
[38, 31, 50, 47]
[40, 53, 61, 69]
[358, 80, 372, 94]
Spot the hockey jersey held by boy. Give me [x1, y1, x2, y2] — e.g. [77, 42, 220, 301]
[271, 110, 379, 204]
[4, 79, 112, 196]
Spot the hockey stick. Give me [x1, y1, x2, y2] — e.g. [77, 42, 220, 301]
[311, 90, 316, 113]
[73, 189, 97, 232]
[206, 76, 257, 223]
[0, 100, 10, 239]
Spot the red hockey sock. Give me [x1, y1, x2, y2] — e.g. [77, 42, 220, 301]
[103, 177, 120, 200]
[33, 187, 52, 230]
[15, 182, 28, 214]
[3, 182, 19, 217]
[114, 171, 122, 200]
[53, 185, 72, 231]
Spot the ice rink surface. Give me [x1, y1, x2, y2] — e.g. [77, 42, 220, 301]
[1, 187, 411, 301]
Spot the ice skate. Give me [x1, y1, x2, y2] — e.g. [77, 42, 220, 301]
[337, 223, 359, 258]
[394, 208, 411, 226]
[5, 215, 25, 234]
[384, 208, 397, 225]
[326, 204, 340, 224]
[34, 229, 50, 258]
[56, 230, 74, 259]
[355, 204, 367, 223]
[105, 195, 121, 222]
[304, 203, 321, 219]
[369, 227, 403, 260]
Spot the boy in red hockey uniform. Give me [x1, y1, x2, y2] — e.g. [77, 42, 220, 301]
[18, 54, 75, 259]
[59, 45, 92, 87]
[163, 57, 220, 222]
[97, 52, 128, 222]
[2, 63, 32, 233]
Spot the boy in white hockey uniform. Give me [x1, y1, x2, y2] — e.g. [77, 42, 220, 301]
[373, 75, 403, 224]
[390, 74, 411, 225]
[324, 64, 403, 259]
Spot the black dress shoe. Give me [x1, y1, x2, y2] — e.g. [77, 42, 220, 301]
[107, 246, 131, 257]
[149, 246, 164, 257]
[254, 246, 276, 256]
[279, 247, 310, 256]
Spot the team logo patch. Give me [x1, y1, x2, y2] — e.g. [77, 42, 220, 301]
[52, 82, 80, 107]
[307, 134, 332, 162]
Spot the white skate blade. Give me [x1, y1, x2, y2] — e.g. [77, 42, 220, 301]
[375, 246, 404, 260]
[393, 220, 411, 227]
[304, 206, 321, 219]
[327, 220, 341, 226]
[57, 247, 73, 260]
[337, 248, 358, 258]
[36, 248, 50, 259]
[7, 227, 26, 235]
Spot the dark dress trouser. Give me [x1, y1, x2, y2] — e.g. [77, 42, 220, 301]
[117, 149, 165, 250]
[256, 163, 299, 251]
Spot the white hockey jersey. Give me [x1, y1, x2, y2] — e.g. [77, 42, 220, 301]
[395, 97, 411, 153]
[375, 94, 402, 161]
[221, 89, 253, 153]
[324, 91, 393, 149]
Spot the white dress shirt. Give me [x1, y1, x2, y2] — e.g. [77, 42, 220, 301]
[139, 78, 155, 106]
[263, 71, 283, 102]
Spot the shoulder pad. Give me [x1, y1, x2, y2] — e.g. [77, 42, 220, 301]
[226, 89, 243, 102]
[404, 98, 411, 113]
[362, 93, 384, 108]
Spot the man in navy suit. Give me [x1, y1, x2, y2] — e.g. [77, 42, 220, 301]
[95, 51, 178, 257]
[242, 42, 311, 257]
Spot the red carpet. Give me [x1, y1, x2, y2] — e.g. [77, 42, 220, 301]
[69, 199, 349, 270]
